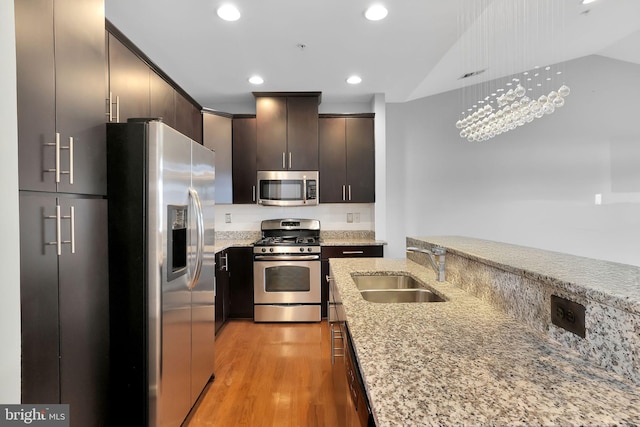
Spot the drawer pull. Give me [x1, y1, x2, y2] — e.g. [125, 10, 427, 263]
[342, 250, 364, 255]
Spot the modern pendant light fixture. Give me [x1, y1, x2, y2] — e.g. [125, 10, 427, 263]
[455, 0, 571, 142]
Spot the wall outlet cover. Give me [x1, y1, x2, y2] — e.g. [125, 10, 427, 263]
[550, 295, 586, 338]
[225, 213, 232, 223]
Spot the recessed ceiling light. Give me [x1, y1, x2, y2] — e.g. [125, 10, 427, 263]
[365, 4, 388, 21]
[248, 75, 264, 85]
[217, 4, 241, 21]
[580, 0, 597, 4]
[346, 75, 362, 85]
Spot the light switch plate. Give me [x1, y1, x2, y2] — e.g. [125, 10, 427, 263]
[225, 213, 232, 223]
[347, 213, 353, 223]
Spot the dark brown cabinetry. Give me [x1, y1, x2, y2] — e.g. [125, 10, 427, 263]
[15, 1, 110, 425]
[19, 193, 109, 426]
[106, 23, 203, 143]
[215, 250, 230, 334]
[16, 0, 107, 196]
[107, 33, 150, 123]
[228, 247, 255, 319]
[255, 93, 320, 171]
[232, 115, 258, 203]
[321, 245, 383, 317]
[319, 116, 375, 203]
[150, 71, 176, 129]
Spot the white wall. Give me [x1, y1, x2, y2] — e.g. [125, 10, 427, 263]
[0, 1, 22, 402]
[386, 55, 640, 266]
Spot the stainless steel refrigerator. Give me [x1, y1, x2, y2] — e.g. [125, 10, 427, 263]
[107, 119, 215, 426]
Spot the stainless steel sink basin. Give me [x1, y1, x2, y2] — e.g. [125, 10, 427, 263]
[360, 289, 445, 303]
[352, 274, 423, 290]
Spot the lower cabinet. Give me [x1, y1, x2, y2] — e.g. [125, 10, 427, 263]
[215, 249, 230, 334]
[321, 245, 383, 317]
[227, 247, 254, 319]
[329, 264, 375, 427]
[19, 192, 109, 426]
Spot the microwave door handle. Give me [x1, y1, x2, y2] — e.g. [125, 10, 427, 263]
[303, 176, 308, 204]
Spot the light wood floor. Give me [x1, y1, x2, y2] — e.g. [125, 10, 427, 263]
[185, 320, 341, 427]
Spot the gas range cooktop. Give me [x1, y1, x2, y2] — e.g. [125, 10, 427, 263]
[253, 218, 321, 254]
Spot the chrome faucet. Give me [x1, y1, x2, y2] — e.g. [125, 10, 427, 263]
[406, 246, 446, 282]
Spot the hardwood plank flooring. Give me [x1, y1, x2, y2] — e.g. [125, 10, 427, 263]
[185, 320, 342, 427]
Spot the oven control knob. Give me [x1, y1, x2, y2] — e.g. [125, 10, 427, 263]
[300, 248, 304, 252]
[307, 248, 312, 252]
[269, 248, 274, 252]
[261, 248, 266, 253]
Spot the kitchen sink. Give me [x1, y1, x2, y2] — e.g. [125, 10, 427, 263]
[352, 274, 423, 290]
[360, 289, 445, 303]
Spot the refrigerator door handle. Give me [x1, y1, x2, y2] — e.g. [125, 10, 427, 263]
[188, 187, 205, 289]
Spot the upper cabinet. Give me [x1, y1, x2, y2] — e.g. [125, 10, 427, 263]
[232, 115, 258, 204]
[15, 0, 107, 196]
[106, 23, 203, 143]
[255, 92, 320, 171]
[107, 33, 150, 123]
[203, 111, 233, 204]
[319, 115, 375, 203]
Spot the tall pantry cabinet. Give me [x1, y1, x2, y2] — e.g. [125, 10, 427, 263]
[15, 0, 109, 426]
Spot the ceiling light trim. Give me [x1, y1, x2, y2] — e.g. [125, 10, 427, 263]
[364, 4, 388, 21]
[217, 4, 241, 22]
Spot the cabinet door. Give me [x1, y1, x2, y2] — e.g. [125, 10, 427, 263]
[15, 0, 57, 193]
[256, 97, 287, 170]
[150, 72, 176, 129]
[58, 197, 109, 426]
[19, 193, 60, 404]
[346, 118, 375, 203]
[203, 113, 233, 204]
[55, 0, 107, 196]
[175, 92, 203, 143]
[215, 250, 230, 333]
[228, 247, 254, 318]
[287, 97, 319, 170]
[232, 117, 258, 203]
[108, 33, 150, 123]
[319, 118, 347, 203]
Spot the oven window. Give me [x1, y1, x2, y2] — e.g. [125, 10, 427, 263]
[264, 265, 311, 292]
[260, 180, 303, 201]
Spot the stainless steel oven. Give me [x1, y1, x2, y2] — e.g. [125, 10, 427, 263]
[253, 219, 322, 322]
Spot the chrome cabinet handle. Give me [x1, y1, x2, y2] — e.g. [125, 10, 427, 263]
[289, 152, 292, 169]
[348, 184, 352, 201]
[60, 137, 73, 184]
[342, 185, 346, 201]
[220, 253, 229, 271]
[282, 152, 286, 169]
[45, 204, 75, 256]
[342, 250, 364, 255]
[326, 275, 333, 283]
[106, 92, 120, 122]
[43, 132, 61, 183]
[252, 185, 256, 202]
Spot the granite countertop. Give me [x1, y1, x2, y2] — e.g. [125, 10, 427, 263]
[321, 238, 386, 246]
[416, 236, 640, 315]
[330, 257, 640, 427]
[212, 238, 255, 254]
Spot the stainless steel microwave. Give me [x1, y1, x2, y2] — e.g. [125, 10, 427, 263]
[257, 171, 318, 206]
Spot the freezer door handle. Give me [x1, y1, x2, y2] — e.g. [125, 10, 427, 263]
[188, 187, 205, 289]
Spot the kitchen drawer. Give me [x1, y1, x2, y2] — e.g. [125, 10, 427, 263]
[322, 245, 383, 259]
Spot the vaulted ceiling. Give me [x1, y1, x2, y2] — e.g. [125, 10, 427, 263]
[106, 0, 640, 110]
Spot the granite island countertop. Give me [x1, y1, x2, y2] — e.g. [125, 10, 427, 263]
[330, 257, 640, 427]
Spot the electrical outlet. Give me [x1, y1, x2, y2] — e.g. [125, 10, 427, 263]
[550, 295, 586, 338]
[347, 213, 353, 223]
[225, 213, 232, 223]
[354, 213, 360, 223]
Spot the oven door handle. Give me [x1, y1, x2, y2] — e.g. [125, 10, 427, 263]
[254, 254, 320, 261]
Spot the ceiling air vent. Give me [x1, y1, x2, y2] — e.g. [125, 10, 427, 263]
[458, 69, 486, 80]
